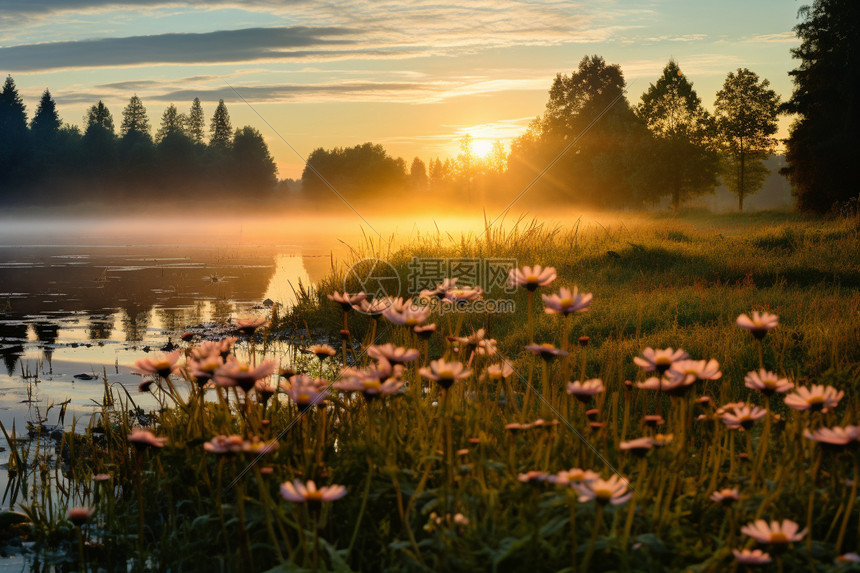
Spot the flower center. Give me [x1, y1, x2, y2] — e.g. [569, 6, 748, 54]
[595, 488, 613, 501]
[560, 297, 573, 307]
[770, 532, 788, 544]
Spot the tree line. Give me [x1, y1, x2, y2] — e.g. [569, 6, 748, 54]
[0, 84, 278, 206]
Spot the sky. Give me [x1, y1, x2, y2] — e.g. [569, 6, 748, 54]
[0, 0, 804, 179]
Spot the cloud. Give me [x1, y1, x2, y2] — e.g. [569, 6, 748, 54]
[745, 31, 797, 44]
[0, 26, 361, 71]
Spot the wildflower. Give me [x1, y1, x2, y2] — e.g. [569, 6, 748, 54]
[419, 359, 471, 390]
[193, 338, 237, 360]
[188, 352, 224, 387]
[419, 278, 459, 300]
[744, 369, 793, 396]
[308, 344, 337, 361]
[737, 311, 779, 339]
[741, 519, 806, 545]
[837, 553, 860, 564]
[67, 507, 95, 526]
[573, 475, 633, 506]
[620, 437, 653, 456]
[566, 379, 605, 403]
[284, 374, 329, 411]
[710, 489, 740, 505]
[803, 425, 860, 450]
[784, 384, 844, 413]
[254, 378, 281, 402]
[733, 549, 772, 565]
[279, 365, 297, 378]
[508, 265, 557, 291]
[367, 343, 419, 364]
[352, 297, 388, 316]
[382, 300, 430, 327]
[138, 379, 155, 392]
[483, 363, 514, 381]
[280, 480, 347, 503]
[92, 473, 111, 482]
[525, 343, 568, 361]
[203, 435, 244, 455]
[236, 317, 267, 336]
[669, 359, 722, 382]
[128, 429, 167, 449]
[505, 422, 532, 432]
[635, 374, 695, 396]
[719, 402, 767, 430]
[327, 291, 366, 312]
[334, 363, 404, 399]
[532, 418, 560, 429]
[633, 347, 688, 375]
[542, 286, 592, 315]
[241, 436, 280, 455]
[642, 415, 664, 427]
[443, 285, 484, 303]
[214, 359, 276, 393]
[547, 468, 600, 485]
[414, 323, 437, 339]
[578, 336, 590, 347]
[518, 471, 549, 483]
[585, 408, 599, 419]
[132, 350, 182, 378]
[652, 433, 673, 447]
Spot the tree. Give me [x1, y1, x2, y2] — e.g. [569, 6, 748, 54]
[302, 142, 407, 199]
[714, 68, 780, 212]
[783, 0, 860, 213]
[409, 157, 428, 190]
[457, 134, 475, 182]
[155, 104, 187, 143]
[488, 140, 507, 175]
[209, 99, 232, 148]
[508, 55, 645, 207]
[187, 98, 205, 143]
[31, 89, 61, 138]
[636, 60, 719, 212]
[120, 95, 151, 139]
[85, 101, 115, 134]
[229, 126, 277, 192]
[0, 75, 30, 195]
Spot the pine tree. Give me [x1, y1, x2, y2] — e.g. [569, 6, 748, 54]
[783, 0, 860, 213]
[209, 99, 232, 148]
[0, 75, 30, 193]
[120, 95, 151, 139]
[187, 97, 205, 143]
[85, 101, 115, 134]
[31, 89, 61, 138]
[0, 75, 28, 135]
[155, 104, 187, 143]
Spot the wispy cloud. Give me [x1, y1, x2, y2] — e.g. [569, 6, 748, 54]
[745, 31, 796, 43]
[0, 26, 361, 71]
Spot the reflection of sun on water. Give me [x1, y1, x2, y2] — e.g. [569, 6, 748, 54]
[264, 255, 312, 308]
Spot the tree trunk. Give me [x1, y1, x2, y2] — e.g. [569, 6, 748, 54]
[738, 138, 745, 213]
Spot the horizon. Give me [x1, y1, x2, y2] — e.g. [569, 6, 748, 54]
[0, 0, 802, 180]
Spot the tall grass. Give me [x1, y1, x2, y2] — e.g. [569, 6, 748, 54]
[3, 211, 859, 572]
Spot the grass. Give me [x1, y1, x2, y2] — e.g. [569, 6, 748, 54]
[2, 209, 859, 572]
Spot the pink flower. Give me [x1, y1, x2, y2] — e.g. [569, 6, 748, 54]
[744, 369, 793, 395]
[214, 359, 276, 393]
[710, 488, 740, 504]
[443, 286, 484, 303]
[633, 347, 688, 374]
[573, 475, 633, 505]
[327, 291, 366, 312]
[669, 359, 722, 382]
[236, 317, 268, 336]
[741, 519, 806, 544]
[67, 507, 95, 526]
[542, 286, 592, 315]
[419, 359, 471, 390]
[733, 549, 772, 564]
[803, 425, 860, 448]
[284, 374, 329, 411]
[546, 468, 599, 485]
[619, 437, 654, 456]
[737, 311, 779, 339]
[307, 344, 337, 360]
[784, 384, 844, 413]
[132, 350, 182, 378]
[280, 480, 346, 503]
[508, 265, 557, 291]
[367, 343, 419, 364]
[128, 429, 167, 449]
[566, 379, 605, 403]
[483, 363, 514, 381]
[382, 300, 431, 326]
[525, 343, 568, 361]
[420, 278, 459, 300]
[718, 402, 767, 430]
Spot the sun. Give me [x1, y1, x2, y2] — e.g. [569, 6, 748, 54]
[472, 139, 494, 159]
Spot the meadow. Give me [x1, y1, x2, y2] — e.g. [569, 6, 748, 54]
[2, 210, 859, 572]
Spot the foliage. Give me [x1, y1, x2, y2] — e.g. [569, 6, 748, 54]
[636, 60, 719, 212]
[783, 0, 860, 213]
[714, 69, 780, 212]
